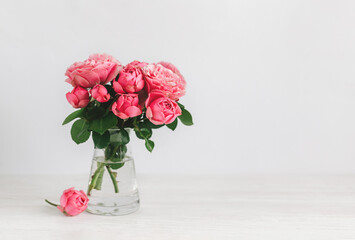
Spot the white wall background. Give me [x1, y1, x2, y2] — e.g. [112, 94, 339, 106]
[0, 0, 355, 175]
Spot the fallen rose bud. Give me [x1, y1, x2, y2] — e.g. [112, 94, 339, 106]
[45, 187, 89, 216]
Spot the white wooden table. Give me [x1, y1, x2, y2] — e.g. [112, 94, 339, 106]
[1, 175, 355, 240]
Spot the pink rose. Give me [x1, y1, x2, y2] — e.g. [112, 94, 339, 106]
[65, 53, 122, 88]
[142, 63, 186, 100]
[112, 94, 142, 119]
[129, 60, 148, 68]
[158, 61, 185, 80]
[145, 91, 182, 125]
[113, 61, 146, 94]
[90, 84, 110, 103]
[66, 86, 90, 108]
[57, 187, 89, 216]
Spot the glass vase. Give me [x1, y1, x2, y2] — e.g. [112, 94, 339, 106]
[86, 129, 139, 216]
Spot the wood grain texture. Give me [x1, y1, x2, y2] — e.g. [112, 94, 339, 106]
[1, 175, 355, 240]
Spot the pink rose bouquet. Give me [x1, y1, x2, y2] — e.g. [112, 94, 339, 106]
[62, 53, 193, 195]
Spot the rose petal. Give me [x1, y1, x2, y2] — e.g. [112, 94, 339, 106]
[125, 106, 142, 117]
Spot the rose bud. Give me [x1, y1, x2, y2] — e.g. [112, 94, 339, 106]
[113, 61, 146, 94]
[112, 94, 142, 119]
[90, 84, 110, 103]
[45, 187, 89, 216]
[65, 53, 122, 88]
[145, 90, 182, 125]
[66, 86, 90, 108]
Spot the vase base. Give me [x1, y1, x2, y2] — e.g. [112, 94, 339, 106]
[86, 193, 140, 216]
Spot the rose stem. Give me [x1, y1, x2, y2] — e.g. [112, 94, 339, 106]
[106, 165, 119, 193]
[87, 164, 105, 195]
[45, 199, 58, 207]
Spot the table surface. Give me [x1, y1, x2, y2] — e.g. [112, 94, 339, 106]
[1, 174, 355, 240]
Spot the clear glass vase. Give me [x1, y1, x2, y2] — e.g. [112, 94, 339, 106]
[86, 130, 139, 216]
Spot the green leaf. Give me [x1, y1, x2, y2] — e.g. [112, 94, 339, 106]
[110, 145, 127, 162]
[110, 162, 125, 170]
[70, 119, 91, 144]
[109, 145, 127, 170]
[88, 113, 118, 135]
[134, 120, 155, 152]
[177, 102, 185, 110]
[117, 145, 127, 160]
[135, 126, 152, 140]
[62, 108, 85, 125]
[85, 100, 115, 121]
[166, 118, 178, 131]
[92, 131, 110, 149]
[178, 108, 193, 126]
[104, 144, 116, 160]
[110, 129, 130, 145]
[85, 102, 106, 120]
[104, 84, 117, 98]
[145, 139, 155, 152]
